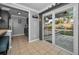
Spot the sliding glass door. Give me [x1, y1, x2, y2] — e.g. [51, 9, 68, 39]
[55, 8, 73, 52]
[43, 4, 78, 54]
[43, 14, 52, 43]
[43, 8, 74, 52]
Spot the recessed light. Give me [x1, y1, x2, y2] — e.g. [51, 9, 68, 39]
[18, 12, 21, 15]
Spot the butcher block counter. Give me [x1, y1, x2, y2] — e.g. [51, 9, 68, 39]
[0, 30, 7, 37]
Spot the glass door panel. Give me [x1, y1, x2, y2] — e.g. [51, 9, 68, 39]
[55, 8, 73, 52]
[44, 14, 52, 43]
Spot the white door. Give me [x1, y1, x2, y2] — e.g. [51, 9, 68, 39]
[12, 18, 19, 36]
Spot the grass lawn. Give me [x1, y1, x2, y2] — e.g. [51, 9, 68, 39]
[58, 31, 73, 36]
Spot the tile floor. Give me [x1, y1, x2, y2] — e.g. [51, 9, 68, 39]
[8, 35, 71, 55]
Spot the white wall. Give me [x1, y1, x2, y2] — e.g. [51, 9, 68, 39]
[11, 15, 27, 36]
[78, 3, 79, 55]
[29, 10, 39, 42]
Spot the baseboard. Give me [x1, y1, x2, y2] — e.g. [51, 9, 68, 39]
[9, 46, 12, 49]
[12, 34, 24, 36]
[29, 38, 39, 43]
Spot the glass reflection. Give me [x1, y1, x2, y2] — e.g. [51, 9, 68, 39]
[55, 8, 73, 52]
[44, 15, 52, 43]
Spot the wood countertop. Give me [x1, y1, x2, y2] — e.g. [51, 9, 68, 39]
[0, 30, 7, 38]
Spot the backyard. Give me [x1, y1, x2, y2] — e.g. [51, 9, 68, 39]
[58, 31, 73, 36]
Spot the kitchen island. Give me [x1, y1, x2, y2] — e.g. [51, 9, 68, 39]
[0, 29, 12, 49]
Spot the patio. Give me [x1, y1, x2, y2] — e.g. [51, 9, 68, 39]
[44, 33, 73, 52]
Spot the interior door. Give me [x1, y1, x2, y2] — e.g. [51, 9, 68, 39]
[12, 18, 20, 36]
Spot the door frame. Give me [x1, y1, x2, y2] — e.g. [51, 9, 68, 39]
[42, 3, 78, 55]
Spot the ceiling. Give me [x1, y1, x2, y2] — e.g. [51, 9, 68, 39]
[0, 3, 57, 17]
[18, 3, 54, 12]
[0, 4, 28, 17]
[10, 8, 28, 17]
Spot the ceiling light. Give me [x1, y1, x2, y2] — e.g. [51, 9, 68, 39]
[18, 12, 21, 15]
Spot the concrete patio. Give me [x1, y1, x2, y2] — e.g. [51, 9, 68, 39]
[44, 33, 73, 52]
